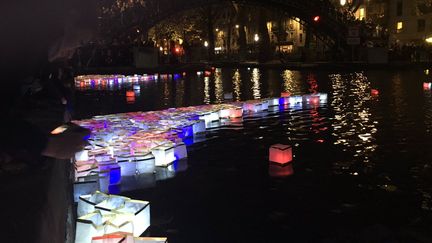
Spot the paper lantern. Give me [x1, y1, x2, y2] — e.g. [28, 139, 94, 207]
[135, 154, 156, 174]
[118, 160, 137, 176]
[261, 100, 269, 110]
[114, 199, 151, 236]
[192, 120, 206, 134]
[269, 163, 294, 177]
[174, 142, 188, 160]
[229, 108, 243, 118]
[218, 109, 231, 119]
[152, 144, 176, 166]
[289, 96, 303, 104]
[99, 163, 122, 188]
[424, 82, 432, 90]
[269, 144, 293, 164]
[75, 150, 89, 161]
[243, 103, 262, 113]
[75, 211, 106, 243]
[371, 89, 379, 96]
[281, 92, 290, 97]
[317, 93, 328, 103]
[268, 98, 279, 107]
[126, 91, 135, 97]
[304, 95, 320, 105]
[77, 192, 151, 239]
[78, 191, 110, 217]
[73, 174, 100, 202]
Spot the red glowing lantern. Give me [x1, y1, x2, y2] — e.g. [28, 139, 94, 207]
[424, 82, 432, 90]
[269, 144, 293, 165]
[371, 89, 379, 96]
[204, 71, 212, 76]
[313, 16, 320, 22]
[281, 92, 291, 98]
[126, 91, 135, 97]
[126, 96, 136, 104]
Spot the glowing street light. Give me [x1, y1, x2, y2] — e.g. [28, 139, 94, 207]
[426, 37, 432, 43]
[235, 24, 239, 29]
[204, 41, 209, 47]
[340, 0, 346, 6]
[254, 34, 259, 42]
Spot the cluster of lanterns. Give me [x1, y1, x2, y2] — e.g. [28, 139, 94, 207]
[72, 93, 328, 193]
[71, 92, 328, 242]
[76, 191, 166, 243]
[75, 74, 158, 89]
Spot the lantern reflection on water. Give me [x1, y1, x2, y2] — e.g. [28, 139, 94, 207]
[269, 144, 293, 165]
[269, 163, 294, 177]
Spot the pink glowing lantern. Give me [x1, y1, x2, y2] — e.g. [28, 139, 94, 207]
[126, 91, 135, 97]
[281, 92, 291, 98]
[229, 108, 243, 118]
[424, 82, 432, 91]
[371, 89, 379, 96]
[269, 144, 293, 164]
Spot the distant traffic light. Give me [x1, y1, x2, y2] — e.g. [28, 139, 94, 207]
[313, 16, 320, 22]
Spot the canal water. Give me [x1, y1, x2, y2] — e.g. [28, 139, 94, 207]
[76, 68, 432, 242]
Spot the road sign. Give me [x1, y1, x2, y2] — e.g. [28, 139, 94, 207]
[347, 37, 361, 45]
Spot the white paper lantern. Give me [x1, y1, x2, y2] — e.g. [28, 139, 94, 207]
[77, 191, 110, 217]
[268, 98, 279, 107]
[115, 199, 151, 236]
[74, 174, 100, 202]
[118, 160, 137, 176]
[75, 211, 106, 243]
[261, 100, 269, 110]
[75, 150, 89, 161]
[192, 120, 206, 134]
[135, 154, 156, 174]
[218, 109, 231, 119]
[151, 144, 176, 166]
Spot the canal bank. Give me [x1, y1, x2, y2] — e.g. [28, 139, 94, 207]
[77, 61, 432, 76]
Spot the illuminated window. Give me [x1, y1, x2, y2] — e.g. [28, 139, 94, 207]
[397, 21, 403, 33]
[359, 8, 365, 20]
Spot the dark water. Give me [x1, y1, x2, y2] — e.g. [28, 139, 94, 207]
[76, 68, 432, 242]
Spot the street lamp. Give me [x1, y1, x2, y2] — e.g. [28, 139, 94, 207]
[254, 34, 259, 42]
[340, 0, 346, 6]
[235, 25, 239, 29]
[204, 41, 209, 47]
[426, 37, 432, 43]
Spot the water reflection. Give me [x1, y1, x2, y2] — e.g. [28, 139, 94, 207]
[251, 68, 261, 99]
[233, 69, 242, 101]
[204, 76, 210, 104]
[281, 70, 300, 95]
[214, 69, 224, 104]
[330, 72, 378, 173]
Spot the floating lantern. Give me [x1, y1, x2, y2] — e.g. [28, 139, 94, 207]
[75, 211, 105, 243]
[152, 144, 176, 166]
[192, 120, 206, 134]
[269, 144, 293, 165]
[135, 154, 156, 174]
[371, 89, 379, 96]
[118, 160, 137, 176]
[424, 82, 432, 91]
[73, 174, 100, 202]
[269, 163, 294, 177]
[126, 91, 135, 97]
[174, 142, 188, 160]
[281, 92, 290, 97]
[75, 150, 89, 161]
[243, 103, 262, 113]
[268, 98, 279, 107]
[77, 191, 110, 217]
[99, 163, 122, 186]
[229, 108, 243, 118]
[317, 93, 328, 103]
[261, 100, 269, 110]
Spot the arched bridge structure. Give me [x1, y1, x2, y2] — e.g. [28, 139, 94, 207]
[104, 0, 355, 49]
